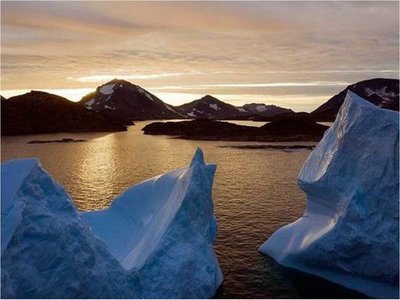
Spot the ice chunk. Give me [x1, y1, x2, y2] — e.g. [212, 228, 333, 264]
[1, 159, 132, 298]
[1, 149, 222, 298]
[83, 148, 223, 298]
[259, 91, 399, 298]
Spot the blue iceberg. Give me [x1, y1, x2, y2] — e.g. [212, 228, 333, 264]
[1, 148, 222, 298]
[259, 91, 399, 298]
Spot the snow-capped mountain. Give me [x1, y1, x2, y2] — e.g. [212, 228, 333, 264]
[311, 78, 399, 121]
[176, 95, 248, 119]
[1, 91, 126, 135]
[79, 79, 185, 123]
[176, 95, 293, 120]
[241, 103, 293, 117]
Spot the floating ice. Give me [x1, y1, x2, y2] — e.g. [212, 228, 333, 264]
[1, 149, 222, 298]
[83, 148, 223, 298]
[1, 159, 131, 298]
[259, 91, 399, 298]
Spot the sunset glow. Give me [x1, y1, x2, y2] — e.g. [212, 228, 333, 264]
[1, 1, 398, 111]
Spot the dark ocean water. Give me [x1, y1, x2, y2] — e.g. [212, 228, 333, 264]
[1, 121, 366, 298]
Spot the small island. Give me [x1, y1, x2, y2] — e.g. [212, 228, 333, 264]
[219, 145, 315, 151]
[28, 138, 87, 144]
[142, 114, 328, 142]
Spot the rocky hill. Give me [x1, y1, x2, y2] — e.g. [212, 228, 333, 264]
[311, 78, 399, 121]
[79, 79, 185, 123]
[2, 91, 127, 135]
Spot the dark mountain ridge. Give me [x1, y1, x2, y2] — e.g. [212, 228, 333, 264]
[242, 103, 294, 118]
[311, 78, 399, 121]
[2, 91, 127, 136]
[79, 79, 185, 123]
[142, 114, 328, 142]
[176, 95, 247, 119]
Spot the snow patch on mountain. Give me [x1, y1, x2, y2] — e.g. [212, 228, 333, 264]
[85, 99, 95, 109]
[365, 86, 396, 102]
[165, 104, 187, 118]
[209, 104, 220, 111]
[99, 84, 116, 95]
[145, 92, 154, 101]
[255, 105, 267, 112]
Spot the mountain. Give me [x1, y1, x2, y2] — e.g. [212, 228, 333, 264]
[176, 95, 247, 119]
[311, 78, 399, 121]
[79, 79, 185, 123]
[241, 103, 293, 117]
[176, 95, 293, 120]
[1, 91, 127, 136]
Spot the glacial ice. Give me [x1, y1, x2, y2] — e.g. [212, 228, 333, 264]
[83, 148, 223, 298]
[259, 91, 399, 298]
[1, 149, 222, 298]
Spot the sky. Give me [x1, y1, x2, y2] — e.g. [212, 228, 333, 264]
[1, 1, 399, 112]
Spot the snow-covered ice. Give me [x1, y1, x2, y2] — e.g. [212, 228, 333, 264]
[259, 91, 399, 298]
[83, 148, 223, 298]
[1, 149, 222, 298]
[237, 107, 247, 112]
[1, 159, 132, 298]
[99, 84, 116, 95]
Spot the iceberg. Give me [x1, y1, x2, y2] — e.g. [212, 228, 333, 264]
[1, 148, 222, 298]
[259, 91, 399, 298]
[82, 148, 223, 298]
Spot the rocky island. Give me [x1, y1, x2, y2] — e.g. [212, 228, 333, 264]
[142, 113, 328, 142]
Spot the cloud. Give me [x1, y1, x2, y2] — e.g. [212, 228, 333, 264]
[1, 1, 398, 110]
[68, 72, 199, 83]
